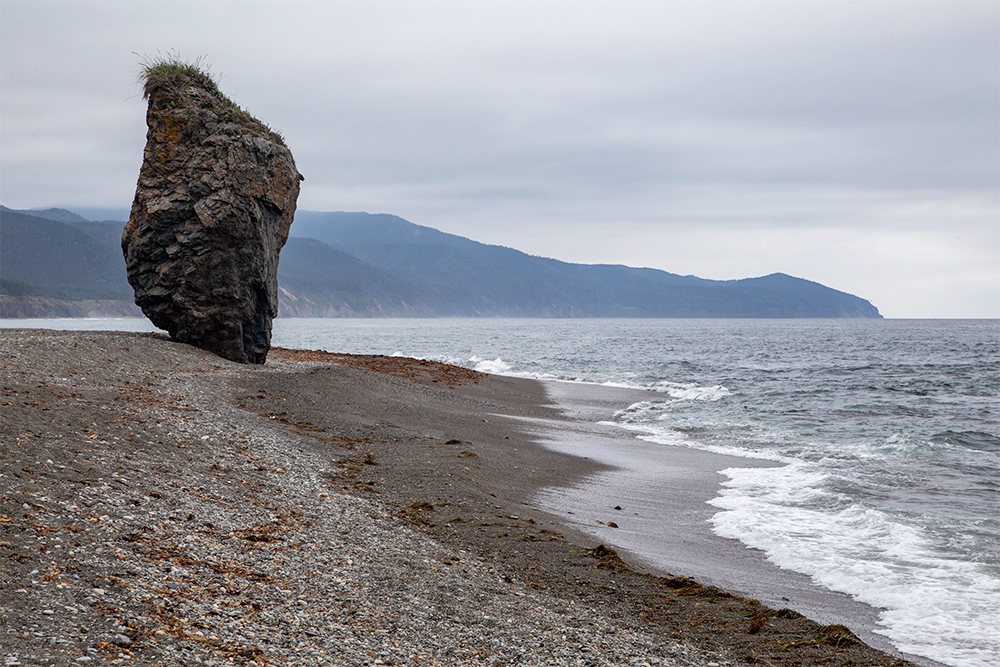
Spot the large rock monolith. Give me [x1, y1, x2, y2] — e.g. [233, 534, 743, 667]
[123, 60, 302, 364]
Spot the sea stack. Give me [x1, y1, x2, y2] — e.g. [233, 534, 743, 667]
[123, 58, 302, 364]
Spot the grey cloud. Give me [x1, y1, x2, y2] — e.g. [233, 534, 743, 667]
[0, 0, 996, 317]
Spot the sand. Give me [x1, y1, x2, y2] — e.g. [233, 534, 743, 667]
[525, 382, 897, 656]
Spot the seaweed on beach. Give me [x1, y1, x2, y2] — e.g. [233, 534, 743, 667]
[660, 575, 735, 600]
[586, 544, 631, 573]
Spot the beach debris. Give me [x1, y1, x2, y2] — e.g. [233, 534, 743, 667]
[269, 348, 485, 385]
[748, 611, 768, 634]
[402, 501, 436, 526]
[123, 56, 302, 363]
[586, 544, 630, 573]
[660, 575, 735, 600]
[814, 624, 860, 648]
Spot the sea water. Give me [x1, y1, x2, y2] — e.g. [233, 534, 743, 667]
[268, 317, 1000, 667]
[4, 317, 998, 667]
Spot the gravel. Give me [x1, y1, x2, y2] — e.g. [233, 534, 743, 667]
[1, 330, 726, 667]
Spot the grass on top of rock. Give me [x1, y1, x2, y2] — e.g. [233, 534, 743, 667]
[137, 53, 286, 147]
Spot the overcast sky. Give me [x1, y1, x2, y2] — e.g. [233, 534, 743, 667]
[1, 0, 997, 318]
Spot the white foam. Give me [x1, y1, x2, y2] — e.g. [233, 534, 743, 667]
[614, 394, 727, 426]
[656, 381, 731, 401]
[614, 401, 668, 421]
[709, 463, 1000, 667]
[636, 425, 788, 462]
[469, 356, 513, 375]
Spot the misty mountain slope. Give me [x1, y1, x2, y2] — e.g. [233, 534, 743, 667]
[70, 220, 129, 249]
[293, 211, 725, 315]
[1, 206, 89, 224]
[292, 210, 480, 252]
[0, 210, 133, 301]
[289, 210, 882, 318]
[0, 205, 883, 318]
[2, 206, 129, 243]
[276, 237, 459, 316]
[726, 274, 880, 318]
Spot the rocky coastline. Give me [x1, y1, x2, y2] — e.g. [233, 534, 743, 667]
[1, 330, 913, 666]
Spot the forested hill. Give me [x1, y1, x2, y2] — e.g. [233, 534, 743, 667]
[0, 206, 882, 319]
[284, 211, 883, 318]
[0, 208, 140, 317]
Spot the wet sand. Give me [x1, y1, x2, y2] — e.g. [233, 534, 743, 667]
[526, 381, 906, 661]
[252, 347, 923, 666]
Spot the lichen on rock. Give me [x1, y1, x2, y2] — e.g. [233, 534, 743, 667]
[123, 57, 302, 364]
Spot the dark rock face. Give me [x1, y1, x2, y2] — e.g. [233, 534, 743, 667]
[123, 76, 302, 364]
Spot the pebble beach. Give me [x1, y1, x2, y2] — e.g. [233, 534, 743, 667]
[1, 329, 915, 667]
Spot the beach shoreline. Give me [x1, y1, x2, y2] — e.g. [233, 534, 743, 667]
[525, 382, 906, 660]
[1, 329, 920, 666]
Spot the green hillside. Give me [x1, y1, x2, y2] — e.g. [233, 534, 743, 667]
[0, 209, 132, 301]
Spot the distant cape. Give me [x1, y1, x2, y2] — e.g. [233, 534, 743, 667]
[0, 206, 881, 319]
[279, 211, 882, 318]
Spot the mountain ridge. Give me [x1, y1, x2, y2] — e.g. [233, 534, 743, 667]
[288, 211, 882, 318]
[0, 206, 882, 319]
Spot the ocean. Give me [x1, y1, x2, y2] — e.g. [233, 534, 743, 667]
[4, 317, 998, 667]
